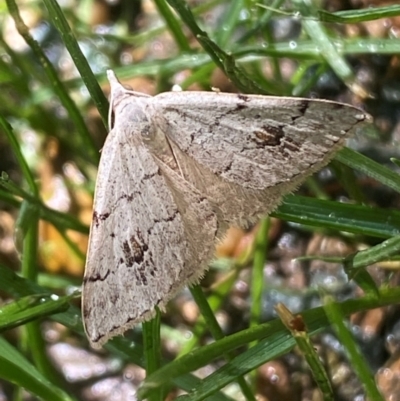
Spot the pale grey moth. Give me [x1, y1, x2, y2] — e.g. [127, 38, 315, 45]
[82, 70, 371, 348]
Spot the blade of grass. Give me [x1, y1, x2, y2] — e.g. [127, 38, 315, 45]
[19, 196, 62, 385]
[0, 175, 88, 234]
[167, 0, 265, 93]
[4, 0, 100, 165]
[0, 294, 73, 332]
[295, 253, 379, 297]
[143, 310, 163, 401]
[323, 296, 385, 401]
[153, 0, 191, 51]
[178, 263, 241, 356]
[349, 269, 379, 298]
[41, 0, 108, 127]
[250, 218, 270, 336]
[162, 285, 400, 400]
[274, 195, 400, 239]
[239, 0, 285, 42]
[291, 62, 330, 96]
[276, 303, 333, 401]
[0, 337, 74, 401]
[214, 0, 243, 47]
[336, 148, 400, 195]
[345, 235, 400, 274]
[234, 38, 400, 61]
[0, 117, 37, 196]
[331, 160, 367, 204]
[319, 4, 400, 23]
[291, 0, 362, 96]
[190, 285, 256, 401]
[2, 104, 62, 385]
[139, 286, 400, 399]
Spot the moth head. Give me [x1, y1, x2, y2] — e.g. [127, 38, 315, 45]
[106, 70, 151, 130]
[107, 70, 130, 130]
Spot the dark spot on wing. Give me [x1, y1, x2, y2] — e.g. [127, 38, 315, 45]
[236, 103, 248, 111]
[93, 211, 110, 228]
[283, 136, 301, 153]
[250, 125, 285, 147]
[84, 269, 111, 282]
[297, 100, 309, 115]
[237, 94, 250, 102]
[122, 233, 145, 268]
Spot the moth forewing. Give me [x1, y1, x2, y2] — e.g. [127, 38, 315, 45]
[150, 91, 368, 191]
[82, 70, 372, 348]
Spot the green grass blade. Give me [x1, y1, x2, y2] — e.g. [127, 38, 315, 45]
[0, 336, 74, 401]
[0, 116, 37, 196]
[275, 195, 400, 239]
[324, 297, 385, 401]
[42, 0, 108, 127]
[348, 235, 400, 270]
[336, 148, 400, 194]
[214, 0, 243, 47]
[291, 0, 358, 93]
[167, 0, 265, 93]
[0, 175, 88, 234]
[143, 310, 163, 401]
[319, 5, 400, 23]
[189, 285, 256, 401]
[153, 0, 191, 51]
[276, 303, 333, 401]
[4, 0, 100, 165]
[250, 218, 270, 332]
[140, 286, 400, 399]
[0, 294, 72, 332]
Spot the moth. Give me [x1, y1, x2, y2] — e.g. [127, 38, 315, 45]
[82, 70, 371, 348]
